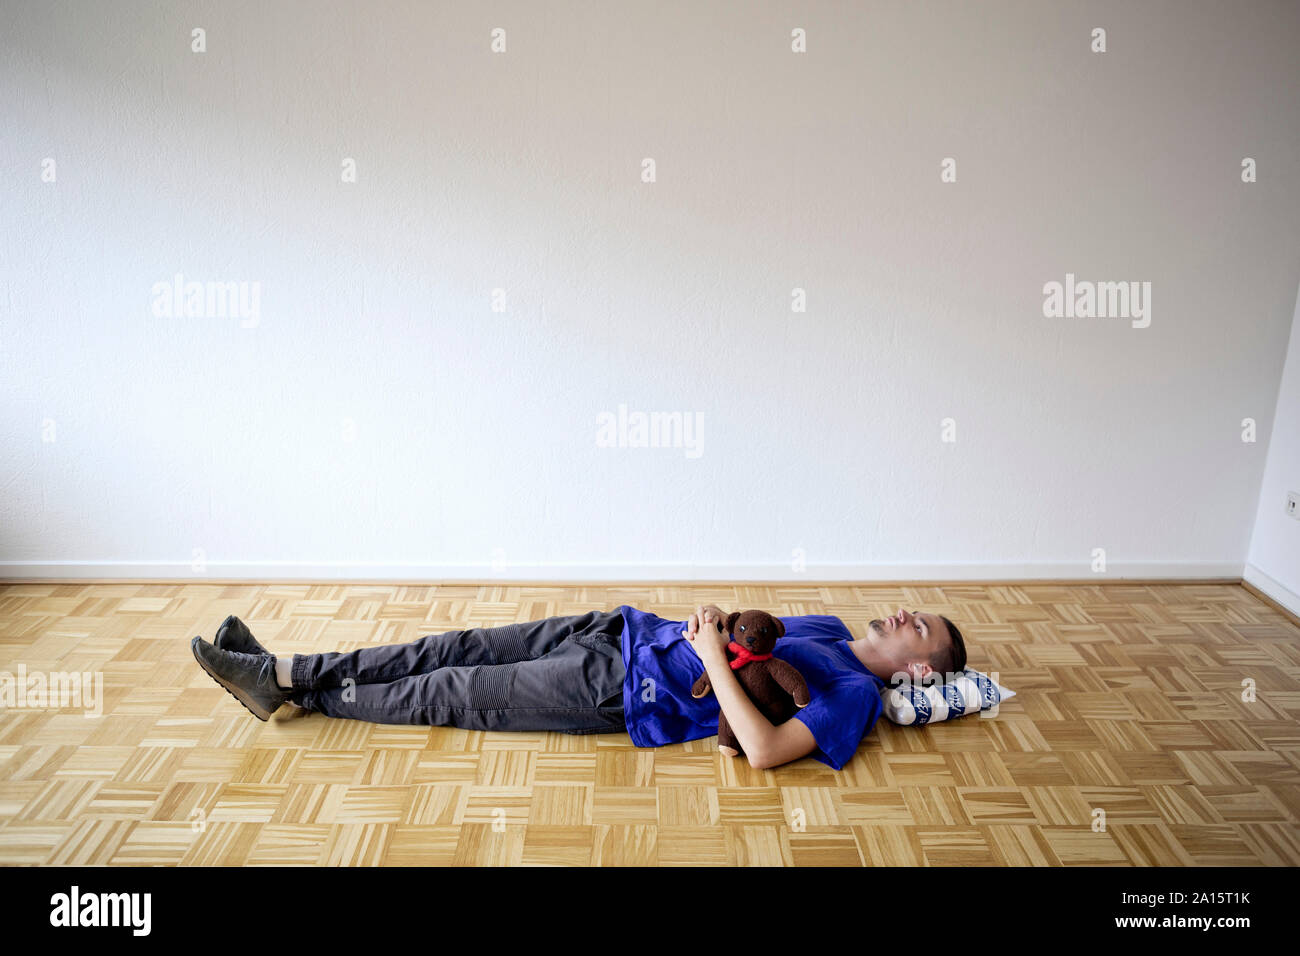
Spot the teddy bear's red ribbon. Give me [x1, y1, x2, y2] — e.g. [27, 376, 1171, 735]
[727, 641, 773, 670]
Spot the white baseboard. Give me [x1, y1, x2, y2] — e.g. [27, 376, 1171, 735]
[0, 560, 1246, 583]
[1242, 563, 1300, 617]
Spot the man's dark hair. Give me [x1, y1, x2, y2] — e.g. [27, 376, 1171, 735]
[931, 615, 968, 680]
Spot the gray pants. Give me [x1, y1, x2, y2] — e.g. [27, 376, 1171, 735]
[288, 609, 627, 734]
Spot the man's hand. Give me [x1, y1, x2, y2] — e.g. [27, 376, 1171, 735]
[683, 604, 730, 662]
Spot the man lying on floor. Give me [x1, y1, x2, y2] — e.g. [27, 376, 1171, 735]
[191, 604, 967, 770]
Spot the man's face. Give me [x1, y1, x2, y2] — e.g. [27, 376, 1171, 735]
[867, 608, 948, 682]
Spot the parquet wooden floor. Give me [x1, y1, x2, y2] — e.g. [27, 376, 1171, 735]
[0, 581, 1297, 866]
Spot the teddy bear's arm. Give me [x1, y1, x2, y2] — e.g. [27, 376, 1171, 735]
[767, 659, 811, 708]
[690, 672, 714, 699]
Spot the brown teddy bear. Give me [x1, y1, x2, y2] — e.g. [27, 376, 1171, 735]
[690, 610, 811, 757]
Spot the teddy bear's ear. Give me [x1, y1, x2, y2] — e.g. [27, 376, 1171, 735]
[774, 616, 785, 638]
[726, 611, 741, 634]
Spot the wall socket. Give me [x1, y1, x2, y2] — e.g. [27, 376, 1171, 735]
[1289, 492, 1299, 520]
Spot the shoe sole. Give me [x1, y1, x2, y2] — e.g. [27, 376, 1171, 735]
[191, 638, 277, 721]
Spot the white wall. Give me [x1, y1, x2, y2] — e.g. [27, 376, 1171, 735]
[1246, 282, 1300, 612]
[2, 1, 1299, 581]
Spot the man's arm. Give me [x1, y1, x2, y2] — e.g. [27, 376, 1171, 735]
[758, 712, 818, 769]
[686, 607, 819, 770]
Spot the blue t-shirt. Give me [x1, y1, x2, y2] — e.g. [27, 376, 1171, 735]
[617, 605, 885, 770]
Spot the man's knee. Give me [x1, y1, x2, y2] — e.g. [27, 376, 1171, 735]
[466, 663, 515, 710]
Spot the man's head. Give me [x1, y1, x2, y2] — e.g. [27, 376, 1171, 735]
[866, 608, 967, 685]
